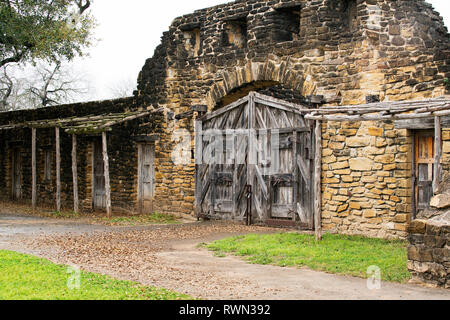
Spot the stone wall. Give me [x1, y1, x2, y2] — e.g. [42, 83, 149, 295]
[321, 120, 412, 238]
[408, 219, 449, 288]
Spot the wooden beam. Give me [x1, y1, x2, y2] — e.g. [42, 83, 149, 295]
[55, 127, 61, 212]
[102, 132, 112, 218]
[72, 134, 79, 213]
[434, 116, 442, 194]
[314, 121, 322, 241]
[31, 128, 37, 211]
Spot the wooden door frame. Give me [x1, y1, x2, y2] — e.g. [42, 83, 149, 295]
[137, 143, 155, 214]
[412, 129, 435, 219]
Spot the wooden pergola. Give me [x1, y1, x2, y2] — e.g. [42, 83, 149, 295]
[0, 107, 163, 218]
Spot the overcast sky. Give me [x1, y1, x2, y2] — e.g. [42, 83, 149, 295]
[76, 0, 450, 102]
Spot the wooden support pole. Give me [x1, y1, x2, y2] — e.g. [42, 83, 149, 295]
[55, 127, 61, 212]
[102, 132, 112, 218]
[411, 134, 417, 220]
[31, 128, 37, 211]
[72, 134, 79, 213]
[434, 116, 442, 194]
[314, 120, 322, 241]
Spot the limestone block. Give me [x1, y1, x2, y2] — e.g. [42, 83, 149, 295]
[430, 194, 450, 209]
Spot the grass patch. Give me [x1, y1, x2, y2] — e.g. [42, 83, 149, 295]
[95, 212, 180, 226]
[206, 233, 410, 283]
[0, 250, 191, 300]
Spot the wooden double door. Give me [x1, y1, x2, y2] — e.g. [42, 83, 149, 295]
[196, 92, 315, 228]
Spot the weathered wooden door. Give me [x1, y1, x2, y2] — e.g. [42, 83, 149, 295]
[138, 144, 155, 214]
[93, 140, 106, 209]
[11, 148, 22, 200]
[415, 131, 435, 210]
[196, 92, 314, 228]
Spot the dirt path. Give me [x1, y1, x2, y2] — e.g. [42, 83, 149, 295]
[0, 214, 449, 300]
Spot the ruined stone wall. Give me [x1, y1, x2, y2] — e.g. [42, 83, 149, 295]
[408, 219, 449, 288]
[135, 0, 449, 236]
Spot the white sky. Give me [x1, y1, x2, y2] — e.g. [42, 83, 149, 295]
[75, 0, 450, 102]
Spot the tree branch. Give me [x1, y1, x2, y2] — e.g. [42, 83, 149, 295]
[76, 0, 91, 15]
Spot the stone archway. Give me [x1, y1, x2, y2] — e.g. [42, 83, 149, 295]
[205, 59, 318, 110]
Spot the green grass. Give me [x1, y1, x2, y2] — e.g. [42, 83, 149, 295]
[205, 233, 410, 283]
[97, 212, 180, 226]
[0, 250, 191, 300]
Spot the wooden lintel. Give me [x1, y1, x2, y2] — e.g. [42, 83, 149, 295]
[306, 95, 325, 105]
[395, 116, 450, 129]
[175, 110, 194, 120]
[132, 135, 160, 143]
[192, 105, 208, 114]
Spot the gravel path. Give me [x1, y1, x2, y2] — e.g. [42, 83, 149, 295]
[1, 214, 449, 300]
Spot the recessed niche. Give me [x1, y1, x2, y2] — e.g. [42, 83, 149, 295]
[272, 5, 301, 42]
[335, 0, 358, 32]
[182, 28, 201, 58]
[222, 18, 247, 49]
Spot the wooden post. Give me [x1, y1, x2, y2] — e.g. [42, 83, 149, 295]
[72, 134, 79, 213]
[411, 134, 417, 220]
[55, 127, 61, 212]
[434, 116, 442, 194]
[102, 132, 112, 218]
[314, 120, 322, 241]
[31, 127, 37, 211]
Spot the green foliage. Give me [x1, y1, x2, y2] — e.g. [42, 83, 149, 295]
[0, 250, 191, 300]
[0, 0, 96, 67]
[445, 78, 450, 88]
[207, 233, 411, 283]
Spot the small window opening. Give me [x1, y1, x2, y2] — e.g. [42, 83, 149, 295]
[222, 18, 247, 49]
[273, 6, 301, 42]
[182, 28, 201, 58]
[342, 0, 358, 31]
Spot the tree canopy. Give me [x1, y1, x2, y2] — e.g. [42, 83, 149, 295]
[0, 0, 95, 68]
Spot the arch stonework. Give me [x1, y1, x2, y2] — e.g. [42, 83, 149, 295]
[205, 59, 311, 110]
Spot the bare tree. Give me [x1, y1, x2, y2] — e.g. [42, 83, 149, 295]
[25, 61, 90, 108]
[0, 67, 14, 111]
[0, 60, 92, 111]
[108, 77, 137, 99]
